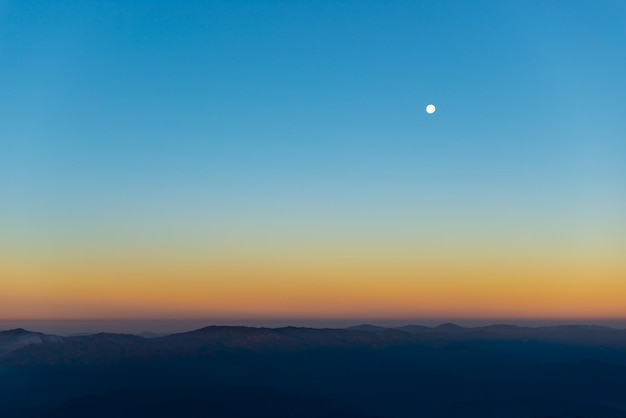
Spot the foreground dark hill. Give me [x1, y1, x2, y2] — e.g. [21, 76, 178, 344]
[2, 324, 626, 417]
[42, 385, 379, 418]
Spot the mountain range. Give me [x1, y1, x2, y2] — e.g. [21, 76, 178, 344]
[2, 324, 626, 417]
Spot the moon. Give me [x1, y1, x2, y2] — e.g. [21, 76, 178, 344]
[426, 104, 436, 114]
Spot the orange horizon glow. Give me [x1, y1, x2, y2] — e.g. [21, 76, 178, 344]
[3, 246, 625, 321]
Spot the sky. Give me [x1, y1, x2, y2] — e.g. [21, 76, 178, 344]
[1, 0, 625, 326]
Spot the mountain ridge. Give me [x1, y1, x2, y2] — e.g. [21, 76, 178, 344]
[3, 323, 626, 367]
[3, 324, 626, 418]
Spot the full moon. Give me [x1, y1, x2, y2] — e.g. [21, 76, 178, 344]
[426, 104, 436, 114]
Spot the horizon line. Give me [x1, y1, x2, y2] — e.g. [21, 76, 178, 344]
[3, 317, 626, 336]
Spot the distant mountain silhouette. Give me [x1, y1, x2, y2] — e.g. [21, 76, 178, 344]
[433, 322, 466, 332]
[345, 324, 388, 332]
[4, 324, 626, 417]
[4, 324, 626, 367]
[395, 324, 432, 334]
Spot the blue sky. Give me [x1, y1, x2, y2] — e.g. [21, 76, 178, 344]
[1, 0, 625, 266]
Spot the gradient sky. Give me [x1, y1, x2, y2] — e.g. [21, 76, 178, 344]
[1, 1, 625, 323]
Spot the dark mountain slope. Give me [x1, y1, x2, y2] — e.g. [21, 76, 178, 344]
[0, 329, 62, 357]
[40, 385, 380, 418]
[3, 325, 626, 417]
